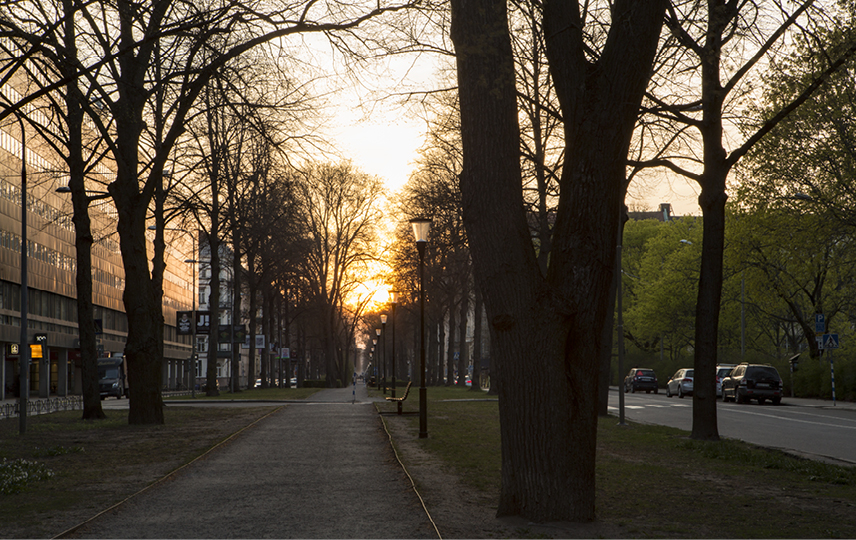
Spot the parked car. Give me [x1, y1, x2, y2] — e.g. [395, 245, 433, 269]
[666, 368, 693, 398]
[721, 363, 783, 405]
[716, 364, 737, 398]
[624, 368, 658, 394]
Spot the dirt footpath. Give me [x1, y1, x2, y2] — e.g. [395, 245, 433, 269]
[68, 387, 437, 539]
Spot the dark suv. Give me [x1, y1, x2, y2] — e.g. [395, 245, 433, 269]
[624, 368, 659, 394]
[721, 363, 783, 405]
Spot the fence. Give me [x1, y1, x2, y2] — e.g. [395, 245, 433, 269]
[0, 396, 84, 420]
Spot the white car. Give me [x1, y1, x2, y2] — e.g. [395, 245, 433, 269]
[666, 368, 693, 398]
[716, 364, 737, 398]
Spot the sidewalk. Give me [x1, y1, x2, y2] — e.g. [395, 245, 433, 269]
[64, 385, 439, 539]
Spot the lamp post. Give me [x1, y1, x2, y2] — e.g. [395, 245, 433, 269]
[377, 324, 384, 394]
[616, 217, 627, 427]
[17, 115, 28, 434]
[184, 243, 197, 399]
[410, 217, 432, 439]
[372, 340, 377, 387]
[389, 291, 399, 398]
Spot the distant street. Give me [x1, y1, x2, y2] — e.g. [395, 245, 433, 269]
[609, 389, 856, 466]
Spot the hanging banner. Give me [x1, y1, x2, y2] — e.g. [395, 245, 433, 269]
[177, 311, 193, 335]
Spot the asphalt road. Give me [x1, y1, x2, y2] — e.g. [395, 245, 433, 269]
[609, 388, 856, 466]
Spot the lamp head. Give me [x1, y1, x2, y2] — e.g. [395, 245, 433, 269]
[380, 314, 387, 324]
[409, 217, 432, 243]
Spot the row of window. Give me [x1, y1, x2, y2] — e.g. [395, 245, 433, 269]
[0, 229, 77, 272]
[0, 227, 126, 291]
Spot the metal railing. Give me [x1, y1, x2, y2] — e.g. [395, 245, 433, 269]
[0, 395, 84, 420]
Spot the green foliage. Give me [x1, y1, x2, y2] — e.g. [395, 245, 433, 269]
[619, 217, 702, 381]
[0, 458, 55, 494]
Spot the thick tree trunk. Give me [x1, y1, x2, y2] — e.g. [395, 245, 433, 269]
[451, 0, 665, 521]
[116, 211, 165, 425]
[691, 2, 728, 440]
[111, 84, 164, 425]
[693, 184, 726, 440]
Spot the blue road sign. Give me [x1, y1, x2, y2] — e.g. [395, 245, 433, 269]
[819, 333, 839, 350]
[815, 313, 825, 334]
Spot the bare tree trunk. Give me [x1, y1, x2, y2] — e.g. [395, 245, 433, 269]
[470, 286, 483, 392]
[248, 281, 257, 390]
[61, 1, 105, 419]
[446, 297, 456, 386]
[457, 281, 470, 387]
[261, 282, 271, 387]
[451, 0, 665, 521]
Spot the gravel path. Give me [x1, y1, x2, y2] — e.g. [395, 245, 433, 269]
[70, 386, 438, 539]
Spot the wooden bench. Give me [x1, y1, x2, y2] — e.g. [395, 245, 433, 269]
[385, 381, 412, 415]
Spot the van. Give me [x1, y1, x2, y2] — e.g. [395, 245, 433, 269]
[97, 355, 128, 399]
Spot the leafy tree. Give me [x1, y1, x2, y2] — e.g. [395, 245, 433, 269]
[631, 1, 856, 440]
[727, 204, 856, 360]
[625, 218, 702, 368]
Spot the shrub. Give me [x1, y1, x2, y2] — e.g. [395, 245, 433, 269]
[0, 458, 54, 495]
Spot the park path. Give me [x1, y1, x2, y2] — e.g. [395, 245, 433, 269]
[69, 385, 438, 539]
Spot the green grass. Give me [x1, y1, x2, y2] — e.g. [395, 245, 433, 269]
[378, 386, 856, 538]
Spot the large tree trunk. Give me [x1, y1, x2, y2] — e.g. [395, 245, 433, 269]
[114, 202, 165, 425]
[450, 0, 665, 521]
[110, 92, 164, 425]
[63, 5, 105, 420]
[690, 0, 730, 441]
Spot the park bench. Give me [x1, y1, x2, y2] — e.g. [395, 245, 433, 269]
[385, 381, 412, 415]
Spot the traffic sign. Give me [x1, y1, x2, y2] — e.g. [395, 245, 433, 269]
[815, 313, 825, 334]
[819, 333, 840, 350]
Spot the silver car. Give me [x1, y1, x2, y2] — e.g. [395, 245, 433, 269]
[666, 368, 694, 398]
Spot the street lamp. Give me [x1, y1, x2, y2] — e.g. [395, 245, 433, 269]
[17, 114, 28, 434]
[377, 324, 384, 394]
[372, 340, 377, 387]
[410, 217, 432, 439]
[389, 291, 399, 399]
[184, 253, 197, 399]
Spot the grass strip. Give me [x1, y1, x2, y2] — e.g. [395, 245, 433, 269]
[0, 406, 276, 538]
[377, 385, 856, 538]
